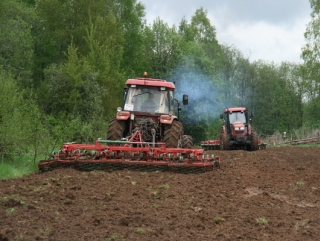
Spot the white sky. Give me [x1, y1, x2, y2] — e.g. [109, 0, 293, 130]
[139, 0, 312, 64]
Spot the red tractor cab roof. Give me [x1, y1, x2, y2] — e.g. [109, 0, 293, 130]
[224, 107, 247, 113]
[125, 78, 175, 90]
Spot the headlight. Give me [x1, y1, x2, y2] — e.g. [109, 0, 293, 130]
[236, 127, 245, 130]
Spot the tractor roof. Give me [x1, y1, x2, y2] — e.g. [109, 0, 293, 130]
[126, 78, 175, 89]
[224, 107, 247, 113]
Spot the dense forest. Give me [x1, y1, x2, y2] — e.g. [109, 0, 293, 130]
[1, 0, 320, 162]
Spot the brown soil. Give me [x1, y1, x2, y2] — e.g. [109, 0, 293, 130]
[1, 146, 320, 241]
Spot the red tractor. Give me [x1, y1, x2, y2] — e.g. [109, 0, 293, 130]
[106, 73, 193, 148]
[219, 107, 259, 151]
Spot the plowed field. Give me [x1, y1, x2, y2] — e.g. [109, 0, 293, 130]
[1, 146, 320, 241]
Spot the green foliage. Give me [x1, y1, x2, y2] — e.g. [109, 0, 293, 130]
[142, 18, 183, 78]
[179, 8, 217, 44]
[0, 0, 35, 87]
[0, 68, 50, 163]
[114, 0, 146, 76]
[301, 0, 320, 129]
[250, 61, 302, 135]
[0, 69, 27, 161]
[302, 0, 320, 81]
[190, 8, 217, 44]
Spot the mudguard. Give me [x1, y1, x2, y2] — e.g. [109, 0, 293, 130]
[160, 115, 177, 124]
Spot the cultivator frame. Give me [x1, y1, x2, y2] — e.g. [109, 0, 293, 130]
[39, 131, 220, 174]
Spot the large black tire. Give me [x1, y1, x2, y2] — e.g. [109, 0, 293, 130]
[163, 121, 183, 148]
[250, 131, 259, 151]
[182, 135, 193, 149]
[106, 118, 126, 140]
[220, 131, 229, 150]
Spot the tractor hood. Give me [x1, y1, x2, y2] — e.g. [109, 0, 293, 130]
[231, 122, 246, 136]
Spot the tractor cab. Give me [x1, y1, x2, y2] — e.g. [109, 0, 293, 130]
[220, 107, 249, 135]
[228, 111, 247, 124]
[123, 85, 174, 114]
[107, 74, 190, 147]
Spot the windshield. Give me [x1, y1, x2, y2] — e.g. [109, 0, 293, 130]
[229, 112, 246, 124]
[123, 86, 174, 113]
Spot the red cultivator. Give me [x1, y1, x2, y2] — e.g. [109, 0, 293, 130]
[39, 132, 220, 174]
[201, 139, 266, 150]
[201, 140, 221, 150]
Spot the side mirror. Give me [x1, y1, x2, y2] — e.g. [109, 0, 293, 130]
[182, 95, 188, 105]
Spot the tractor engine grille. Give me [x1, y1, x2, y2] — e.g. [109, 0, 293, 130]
[235, 130, 245, 134]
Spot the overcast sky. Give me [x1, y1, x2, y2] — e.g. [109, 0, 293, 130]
[140, 0, 312, 64]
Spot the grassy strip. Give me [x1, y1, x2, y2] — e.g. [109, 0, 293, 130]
[0, 155, 39, 180]
[265, 143, 320, 148]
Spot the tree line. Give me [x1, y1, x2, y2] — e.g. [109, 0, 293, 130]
[0, 0, 319, 162]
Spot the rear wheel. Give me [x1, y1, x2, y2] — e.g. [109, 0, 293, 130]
[220, 131, 229, 150]
[163, 121, 183, 148]
[107, 118, 126, 140]
[182, 135, 193, 149]
[250, 131, 259, 151]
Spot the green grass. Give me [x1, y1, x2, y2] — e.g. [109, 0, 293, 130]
[256, 216, 268, 225]
[135, 227, 145, 234]
[214, 217, 226, 224]
[158, 183, 170, 190]
[273, 143, 320, 148]
[296, 144, 320, 147]
[0, 155, 39, 179]
[294, 219, 312, 230]
[296, 180, 305, 186]
[105, 234, 123, 241]
[5, 208, 15, 214]
[275, 143, 320, 148]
